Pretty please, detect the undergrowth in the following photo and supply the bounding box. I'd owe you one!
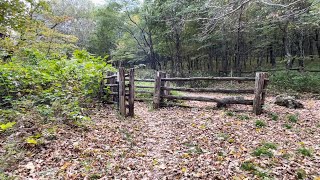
[270,71,320,94]
[0,49,114,171]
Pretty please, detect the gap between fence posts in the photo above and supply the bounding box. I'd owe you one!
[253,72,268,115]
[128,68,135,117]
[118,67,126,116]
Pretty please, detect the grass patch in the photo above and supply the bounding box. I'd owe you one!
[283,123,292,129]
[241,162,270,178]
[237,114,250,120]
[269,112,279,121]
[296,169,307,179]
[297,147,312,157]
[225,111,235,117]
[255,120,266,128]
[253,147,273,157]
[241,161,256,171]
[288,114,298,123]
[252,143,277,157]
[262,142,277,150]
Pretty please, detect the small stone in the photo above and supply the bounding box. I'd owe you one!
[275,95,304,109]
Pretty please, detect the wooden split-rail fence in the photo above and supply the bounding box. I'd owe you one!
[102,68,269,117]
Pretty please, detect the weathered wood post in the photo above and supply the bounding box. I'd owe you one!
[160,72,166,105]
[164,74,171,96]
[261,74,269,106]
[128,68,135,117]
[153,71,164,109]
[253,72,268,115]
[118,67,126,116]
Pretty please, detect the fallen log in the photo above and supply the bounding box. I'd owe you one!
[217,97,253,108]
[162,95,253,107]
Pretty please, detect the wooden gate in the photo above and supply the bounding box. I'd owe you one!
[103,67,135,117]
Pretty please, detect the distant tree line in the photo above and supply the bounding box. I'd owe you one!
[1,0,319,76]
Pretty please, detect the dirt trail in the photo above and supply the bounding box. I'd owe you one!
[6,96,320,179]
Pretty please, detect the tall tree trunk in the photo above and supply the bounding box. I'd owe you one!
[235,7,244,75]
[222,24,228,74]
[298,30,305,71]
[269,45,276,67]
[315,29,320,58]
[283,21,293,69]
[175,30,182,76]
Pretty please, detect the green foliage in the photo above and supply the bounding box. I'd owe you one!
[270,71,320,94]
[241,161,270,178]
[254,171,270,178]
[284,123,293,129]
[26,137,38,145]
[25,133,42,145]
[0,122,16,132]
[297,148,313,157]
[255,120,266,128]
[237,114,250,120]
[241,161,256,171]
[253,143,277,157]
[269,113,279,121]
[253,147,273,157]
[296,169,307,179]
[225,111,235,117]
[288,114,299,123]
[262,142,277,150]
[0,49,112,126]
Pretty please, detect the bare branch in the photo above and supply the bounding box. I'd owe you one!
[258,0,302,8]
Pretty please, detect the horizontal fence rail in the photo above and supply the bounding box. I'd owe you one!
[133,79,155,82]
[105,84,118,87]
[135,85,154,89]
[161,77,256,81]
[161,87,255,94]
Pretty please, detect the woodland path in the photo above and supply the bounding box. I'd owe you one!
[8,95,320,179]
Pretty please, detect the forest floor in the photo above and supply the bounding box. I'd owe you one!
[2,94,320,179]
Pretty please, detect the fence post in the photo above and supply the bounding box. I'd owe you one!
[164,74,170,96]
[118,67,126,116]
[128,68,135,117]
[253,72,268,115]
[160,72,166,105]
[261,73,269,106]
[153,71,163,109]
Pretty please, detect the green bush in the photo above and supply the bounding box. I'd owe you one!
[270,71,320,93]
[0,49,114,124]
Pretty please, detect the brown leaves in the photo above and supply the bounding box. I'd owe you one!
[3,97,320,179]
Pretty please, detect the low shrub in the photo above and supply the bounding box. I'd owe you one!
[0,49,114,125]
[270,71,320,93]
